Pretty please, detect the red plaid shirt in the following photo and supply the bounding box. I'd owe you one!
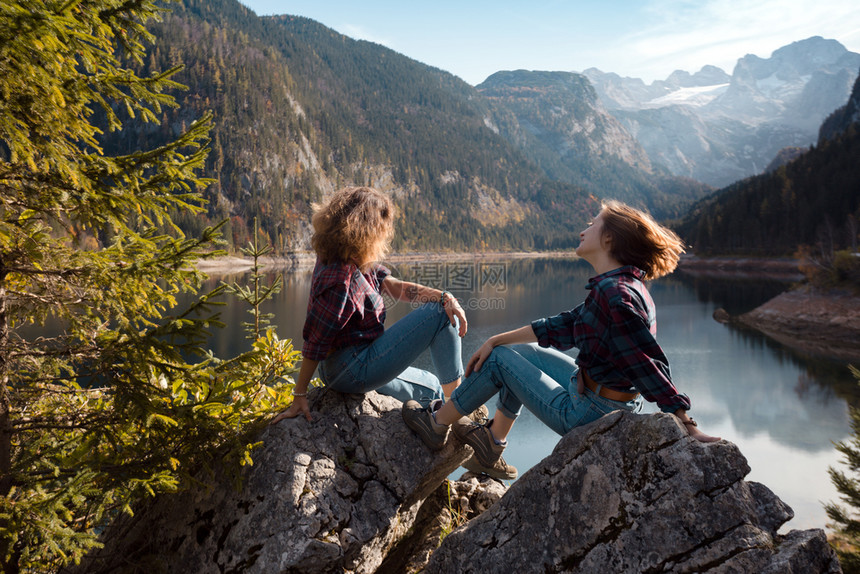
[301,260,391,361]
[531,266,691,413]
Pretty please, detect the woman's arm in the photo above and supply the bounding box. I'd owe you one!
[270,357,319,424]
[382,276,468,337]
[466,325,538,376]
[382,276,435,303]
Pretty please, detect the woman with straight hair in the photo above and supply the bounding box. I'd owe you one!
[271,186,469,425]
[403,200,719,480]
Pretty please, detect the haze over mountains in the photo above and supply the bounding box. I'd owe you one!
[583,37,860,187]
[674,68,860,257]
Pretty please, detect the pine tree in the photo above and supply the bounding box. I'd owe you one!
[0,2,299,572]
[826,365,860,573]
[224,218,283,340]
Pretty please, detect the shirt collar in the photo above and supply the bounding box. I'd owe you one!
[586,265,644,289]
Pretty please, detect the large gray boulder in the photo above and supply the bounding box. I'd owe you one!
[72,389,483,574]
[425,410,841,573]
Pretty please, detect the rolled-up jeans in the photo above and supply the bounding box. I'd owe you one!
[450,343,642,436]
[318,302,463,405]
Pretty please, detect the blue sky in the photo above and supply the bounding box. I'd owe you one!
[238,1,860,85]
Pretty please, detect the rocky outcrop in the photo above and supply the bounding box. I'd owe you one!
[73,392,841,573]
[70,389,500,574]
[736,287,860,361]
[425,411,841,574]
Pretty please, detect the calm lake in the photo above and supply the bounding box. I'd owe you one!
[206,256,858,533]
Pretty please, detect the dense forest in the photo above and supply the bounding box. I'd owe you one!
[675,121,860,256]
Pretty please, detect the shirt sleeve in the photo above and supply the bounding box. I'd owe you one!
[530,305,582,352]
[607,301,691,413]
[374,263,391,284]
[301,280,356,361]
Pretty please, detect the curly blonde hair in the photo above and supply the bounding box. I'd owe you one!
[311,186,395,265]
[599,200,685,280]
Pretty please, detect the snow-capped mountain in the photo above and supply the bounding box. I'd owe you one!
[584,37,860,187]
[583,65,732,110]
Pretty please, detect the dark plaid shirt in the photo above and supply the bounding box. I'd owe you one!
[531,265,691,413]
[302,260,391,361]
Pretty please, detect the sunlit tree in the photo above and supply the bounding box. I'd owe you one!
[0,1,298,572]
[827,365,860,573]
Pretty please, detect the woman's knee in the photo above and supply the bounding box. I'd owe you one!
[509,342,538,354]
[411,301,452,329]
[486,345,522,368]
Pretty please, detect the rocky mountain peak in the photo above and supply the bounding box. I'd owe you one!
[585,36,860,186]
[665,65,731,88]
[478,69,653,183]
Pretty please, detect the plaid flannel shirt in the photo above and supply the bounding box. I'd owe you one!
[301,260,391,361]
[530,266,691,413]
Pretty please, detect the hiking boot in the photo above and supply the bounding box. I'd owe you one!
[462,453,518,480]
[402,399,449,450]
[459,404,517,478]
[452,419,508,470]
[467,403,489,423]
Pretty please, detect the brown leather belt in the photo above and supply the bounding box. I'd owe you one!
[581,369,640,402]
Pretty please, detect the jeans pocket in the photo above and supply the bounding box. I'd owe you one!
[320,347,360,386]
[569,391,618,429]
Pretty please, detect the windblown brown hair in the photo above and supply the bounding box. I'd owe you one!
[311,186,395,265]
[599,200,685,280]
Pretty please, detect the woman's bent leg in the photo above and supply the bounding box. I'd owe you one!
[451,346,576,435]
[320,303,462,402]
[376,366,441,405]
[509,343,578,387]
[474,343,629,435]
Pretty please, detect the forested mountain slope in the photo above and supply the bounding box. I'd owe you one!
[102,0,597,252]
[103,0,710,253]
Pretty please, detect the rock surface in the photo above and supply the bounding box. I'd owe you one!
[72,392,841,573]
[425,411,841,574]
[71,389,481,574]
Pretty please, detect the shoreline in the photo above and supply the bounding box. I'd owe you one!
[195,251,803,276]
[675,255,804,280]
[195,252,859,362]
[733,286,860,362]
[193,250,579,274]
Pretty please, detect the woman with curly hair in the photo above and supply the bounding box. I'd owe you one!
[271,186,468,425]
[403,200,720,480]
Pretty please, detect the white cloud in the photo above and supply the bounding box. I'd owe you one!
[614,0,860,80]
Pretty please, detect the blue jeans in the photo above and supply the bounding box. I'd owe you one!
[318,303,463,405]
[450,343,642,436]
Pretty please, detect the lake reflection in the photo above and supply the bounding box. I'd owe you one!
[204,257,855,532]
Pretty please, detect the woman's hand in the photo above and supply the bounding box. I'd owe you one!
[464,326,538,377]
[271,396,311,424]
[676,410,720,443]
[465,340,495,376]
[443,294,468,337]
[685,423,721,443]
